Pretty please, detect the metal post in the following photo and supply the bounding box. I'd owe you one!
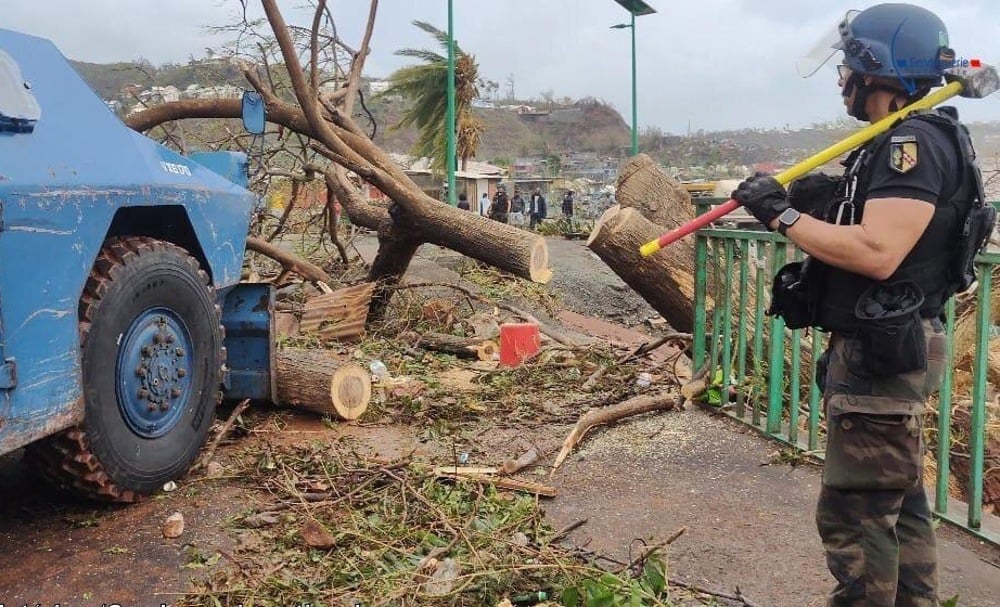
[445,0,457,205]
[630,11,638,155]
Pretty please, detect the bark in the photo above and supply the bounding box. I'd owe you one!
[300,282,375,340]
[275,348,371,420]
[587,205,698,333]
[616,154,695,231]
[368,217,423,316]
[245,237,334,286]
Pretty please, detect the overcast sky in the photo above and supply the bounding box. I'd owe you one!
[5,1,999,133]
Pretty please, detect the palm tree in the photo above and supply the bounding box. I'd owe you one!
[380,21,483,172]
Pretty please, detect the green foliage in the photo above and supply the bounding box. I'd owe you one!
[560,557,673,607]
[379,21,481,172]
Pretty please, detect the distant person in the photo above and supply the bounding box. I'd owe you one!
[529,188,547,229]
[457,192,470,211]
[479,192,491,217]
[509,188,526,227]
[561,190,575,218]
[490,185,510,224]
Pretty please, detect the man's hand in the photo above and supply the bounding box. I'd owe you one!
[731,172,790,229]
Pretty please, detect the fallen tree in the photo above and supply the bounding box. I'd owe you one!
[125,0,552,319]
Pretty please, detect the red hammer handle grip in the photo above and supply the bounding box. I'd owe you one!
[656,199,739,248]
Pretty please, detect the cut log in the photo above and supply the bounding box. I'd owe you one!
[616,154,695,230]
[552,391,680,474]
[587,205,702,333]
[300,281,375,340]
[407,331,498,361]
[276,348,371,420]
[397,203,553,284]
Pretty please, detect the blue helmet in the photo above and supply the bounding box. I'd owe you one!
[838,3,951,82]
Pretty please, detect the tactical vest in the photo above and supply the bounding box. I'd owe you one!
[814,107,988,331]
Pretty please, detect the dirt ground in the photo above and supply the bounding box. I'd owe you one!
[1,236,998,606]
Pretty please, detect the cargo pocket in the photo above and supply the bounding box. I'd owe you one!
[823,412,922,490]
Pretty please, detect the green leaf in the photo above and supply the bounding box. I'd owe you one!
[561,586,580,607]
[942,595,960,607]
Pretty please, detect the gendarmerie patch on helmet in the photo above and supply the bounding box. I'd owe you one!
[889,135,919,173]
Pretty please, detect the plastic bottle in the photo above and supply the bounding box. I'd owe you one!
[511,590,549,605]
[369,360,389,382]
[635,372,652,388]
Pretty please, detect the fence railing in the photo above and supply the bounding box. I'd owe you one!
[691,198,1000,545]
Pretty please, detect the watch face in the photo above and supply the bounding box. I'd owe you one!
[780,208,801,224]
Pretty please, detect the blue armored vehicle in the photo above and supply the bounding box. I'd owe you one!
[0,29,274,500]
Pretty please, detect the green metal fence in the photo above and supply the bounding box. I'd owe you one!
[692,198,1000,546]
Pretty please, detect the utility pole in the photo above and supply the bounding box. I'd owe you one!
[445,0,456,205]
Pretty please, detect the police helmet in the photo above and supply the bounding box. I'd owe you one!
[838,3,951,82]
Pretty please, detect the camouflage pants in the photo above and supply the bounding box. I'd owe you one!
[816,319,946,607]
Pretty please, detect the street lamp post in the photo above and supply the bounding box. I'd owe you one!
[446,0,457,204]
[611,0,656,156]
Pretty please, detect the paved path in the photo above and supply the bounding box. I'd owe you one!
[360,235,1000,605]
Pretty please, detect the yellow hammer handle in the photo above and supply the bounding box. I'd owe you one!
[638,79,964,257]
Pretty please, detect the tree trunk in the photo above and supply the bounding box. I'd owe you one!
[587,205,700,334]
[276,348,371,420]
[616,154,695,231]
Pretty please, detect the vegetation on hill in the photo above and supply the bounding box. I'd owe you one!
[69,57,1000,176]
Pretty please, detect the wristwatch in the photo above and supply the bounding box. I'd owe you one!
[777,207,801,236]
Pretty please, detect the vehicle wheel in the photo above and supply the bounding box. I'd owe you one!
[26,236,224,501]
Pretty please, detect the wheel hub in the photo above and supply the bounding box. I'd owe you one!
[116,308,194,438]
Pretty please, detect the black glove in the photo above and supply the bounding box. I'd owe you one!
[731,172,789,229]
[788,173,843,217]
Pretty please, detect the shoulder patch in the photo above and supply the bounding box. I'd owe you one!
[889,140,918,173]
[890,134,917,143]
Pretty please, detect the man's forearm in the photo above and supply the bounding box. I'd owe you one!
[776,215,896,280]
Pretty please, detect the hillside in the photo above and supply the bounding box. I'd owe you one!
[70,59,1000,179]
[369,96,631,162]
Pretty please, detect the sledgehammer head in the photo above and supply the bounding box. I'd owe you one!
[945,64,1000,98]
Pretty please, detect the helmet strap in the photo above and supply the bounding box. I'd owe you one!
[843,73,871,121]
[843,73,919,121]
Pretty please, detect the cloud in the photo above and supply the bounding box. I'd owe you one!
[5,0,1000,131]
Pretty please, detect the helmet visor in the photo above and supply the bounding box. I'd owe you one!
[796,10,859,78]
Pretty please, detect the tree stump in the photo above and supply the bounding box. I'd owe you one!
[587,205,702,333]
[276,348,371,420]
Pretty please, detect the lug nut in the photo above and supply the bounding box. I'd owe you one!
[175,347,185,357]
[147,402,158,412]
[176,368,187,378]
[137,388,149,399]
[171,387,182,398]
[153,332,163,344]
[165,334,175,344]
[136,366,148,378]
[159,402,171,412]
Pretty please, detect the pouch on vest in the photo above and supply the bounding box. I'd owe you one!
[950,204,996,293]
[854,281,926,377]
[768,261,814,329]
